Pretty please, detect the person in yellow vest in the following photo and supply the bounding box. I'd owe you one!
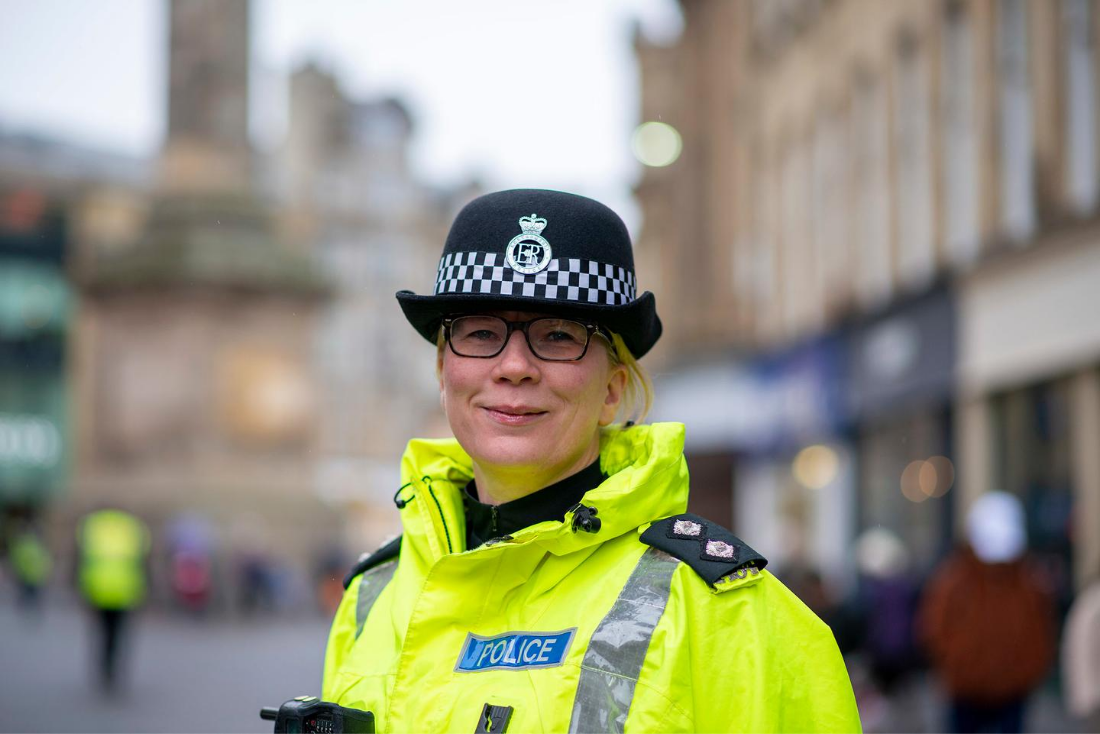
[323,190,861,732]
[9,523,53,612]
[77,507,151,693]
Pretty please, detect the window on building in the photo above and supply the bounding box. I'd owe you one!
[813,107,849,319]
[852,73,893,308]
[998,0,1036,242]
[941,1,981,267]
[1063,0,1097,214]
[894,33,935,289]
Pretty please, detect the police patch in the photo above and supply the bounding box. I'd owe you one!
[455,628,577,673]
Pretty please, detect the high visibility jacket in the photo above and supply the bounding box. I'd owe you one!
[78,509,150,610]
[324,423,860,733]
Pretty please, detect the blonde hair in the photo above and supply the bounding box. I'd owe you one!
[437,325,653,425]
[605,332,653,425]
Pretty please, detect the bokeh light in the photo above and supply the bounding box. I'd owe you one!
[792,444,839,490]
[631,121,682,167]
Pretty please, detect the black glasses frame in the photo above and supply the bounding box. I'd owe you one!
[442,315,611,362]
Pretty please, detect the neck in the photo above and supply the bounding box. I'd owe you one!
[472,439,601,506]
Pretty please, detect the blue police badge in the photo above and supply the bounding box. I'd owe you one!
[505,214,552,274]
[454,628,577,673]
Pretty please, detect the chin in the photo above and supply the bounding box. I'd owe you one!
[467,435,550,470]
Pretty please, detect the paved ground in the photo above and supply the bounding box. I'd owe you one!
[0,600,329,733]
[0,598,1089,733]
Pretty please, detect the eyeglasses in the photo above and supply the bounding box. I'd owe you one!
[442,315,611,362]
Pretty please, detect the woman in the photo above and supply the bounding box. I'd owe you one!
[323,189,860,732]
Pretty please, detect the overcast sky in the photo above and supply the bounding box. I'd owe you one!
[0,0,681,224]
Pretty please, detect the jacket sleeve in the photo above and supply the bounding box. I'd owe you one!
[651,568,862,733]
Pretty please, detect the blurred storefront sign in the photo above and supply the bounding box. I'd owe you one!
[846,286,956,420]
[0,355,70,503]
[960,235,1100,393]
[653,335,854,583]
[0,194,72,506]
[655,336,849,454]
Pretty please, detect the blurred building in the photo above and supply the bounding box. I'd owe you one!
[279,62,467,547]
[70,0,332,576]
[0,132,150,534]
[640,0,1100,593]
[0,0,473,583]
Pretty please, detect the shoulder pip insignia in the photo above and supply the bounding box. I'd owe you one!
[342,535,402,589]
[640,513,767,587]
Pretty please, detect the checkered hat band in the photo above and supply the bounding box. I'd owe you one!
[434,252,637,306]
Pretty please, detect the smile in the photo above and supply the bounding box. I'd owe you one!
[481,406,548,426]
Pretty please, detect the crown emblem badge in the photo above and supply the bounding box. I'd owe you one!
[505,213,552,274]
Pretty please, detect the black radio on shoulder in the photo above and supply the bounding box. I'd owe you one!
[260,696,375,733]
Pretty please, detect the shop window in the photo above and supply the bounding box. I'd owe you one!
[1063,0,1098,214]
[941,1,981,267]
[998,0,1036,242]
[894,33,935,289]
[989,381,1074,606]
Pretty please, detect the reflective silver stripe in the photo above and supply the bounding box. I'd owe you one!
[354,561,397,640]
[569,547,679,733]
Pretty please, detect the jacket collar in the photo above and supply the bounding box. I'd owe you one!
[396,423,689,565]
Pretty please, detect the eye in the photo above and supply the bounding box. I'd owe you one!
[465,329,501,342]
[544,329,582,343]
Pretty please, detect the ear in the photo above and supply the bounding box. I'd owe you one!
[598,364,627,427]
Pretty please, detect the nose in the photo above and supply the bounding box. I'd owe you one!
[492,329,541,384]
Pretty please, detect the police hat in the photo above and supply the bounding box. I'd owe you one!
[396,189,662,357]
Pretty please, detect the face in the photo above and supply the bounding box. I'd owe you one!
[439,310,626,483]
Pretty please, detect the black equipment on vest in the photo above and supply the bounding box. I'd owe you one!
[260,696,375,733]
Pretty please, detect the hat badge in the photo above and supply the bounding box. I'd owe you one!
[505,213,552,274]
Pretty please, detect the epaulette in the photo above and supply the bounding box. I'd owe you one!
[640,513,768,587]
[342,535,402,589]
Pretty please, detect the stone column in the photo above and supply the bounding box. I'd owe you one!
[1069,368,1100,591]
[955,393,993,538]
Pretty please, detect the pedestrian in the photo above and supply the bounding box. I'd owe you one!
[1062,574,1100,730]
[9,523,52,614]
[917,491,1055,733]
[322,189,860,732]
[76,507,151,694]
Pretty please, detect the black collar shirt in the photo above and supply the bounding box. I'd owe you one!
[462,459,606,550]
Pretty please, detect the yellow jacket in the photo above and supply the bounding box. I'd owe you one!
[324,423,860,732]
[78,509,150,610]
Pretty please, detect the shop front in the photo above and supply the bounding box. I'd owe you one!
[654,336,855,589]
[958,233,1100,593]
[845,286,957,572]
[0,191,72,520]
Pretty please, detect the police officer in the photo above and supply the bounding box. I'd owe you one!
[324,189,860,732]
[77,507,150,693]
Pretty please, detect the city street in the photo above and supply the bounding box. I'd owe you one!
[1,595,1089,733]
[0,599,330,733]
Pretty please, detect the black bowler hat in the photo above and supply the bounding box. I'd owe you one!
[396,188,662,357]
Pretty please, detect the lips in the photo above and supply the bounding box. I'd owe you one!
[481,405,548,426]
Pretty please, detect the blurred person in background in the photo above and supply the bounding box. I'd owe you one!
[9,521,53,614]
[321,189,860,732]
[1062,574,1100,730]
[917,491,1055,733]
[844,528,924,732]
[76,507,151,694]
[166,513,214,616]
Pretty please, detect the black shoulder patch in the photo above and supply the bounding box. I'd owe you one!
[342,535,402,589]
[640,513,768,587]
